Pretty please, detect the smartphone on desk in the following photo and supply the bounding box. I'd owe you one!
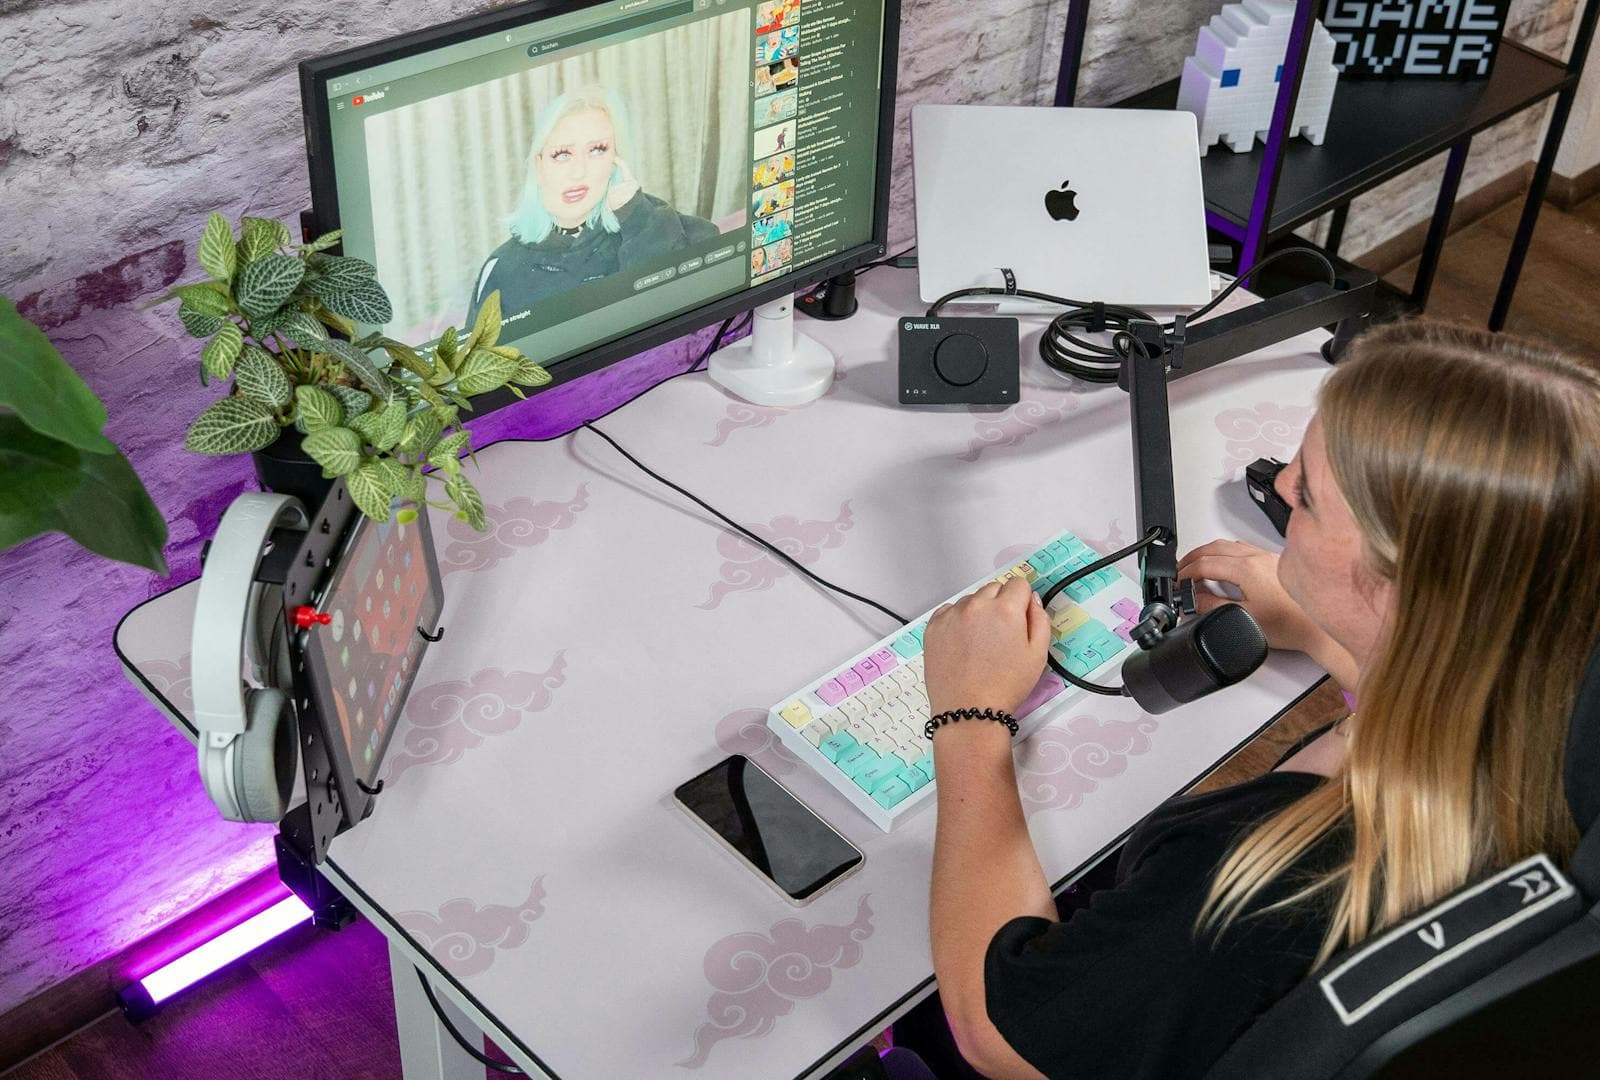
[675,755,864,905]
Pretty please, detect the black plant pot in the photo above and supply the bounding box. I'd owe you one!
[252,428,336,515]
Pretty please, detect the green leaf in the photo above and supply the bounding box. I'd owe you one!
[301,425,364,476]
[319,279,392,325]
[234,254,305,320]
[454,347,520,396]
[398,409,444,456]
[401,468,427,502]
[445,472,486,531]
[435,325,459,365]
[234,344,291,408]
[370,399,406,452]
[395,506,418,525]
[345,461,394,522]
[347,408,384,446]
[0,415,168,575]
[184,396,279,455]
[0,295,115,454]
[310,303,356,340]
[306,253,377,289]
[362,335,430,379]
[198,213,237,283]
[174,282,231,317]
[469,290,502,351]
[293,384,344,433]
[513,358,552,387]
[373,456,408,491]
[325,385,372,418]
[238,216,291,263]
[200,321,243,383]
[299,229,344,255]
[321,339,394,401]
[276,310,327,347]
[427,429,471,471]
[179,306,226,338]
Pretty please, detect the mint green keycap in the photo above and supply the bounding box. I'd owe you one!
[892,633,922,658]
[870,777,914,808]
[1089,630,1126,658]
[836,744,877,778]
[854,755,902,793]
[893,765,930,793]
[820,730,858,763]
[914,754,936,783]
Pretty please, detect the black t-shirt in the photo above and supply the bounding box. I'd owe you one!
[984,771,1348,1079]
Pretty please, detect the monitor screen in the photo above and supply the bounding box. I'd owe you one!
[302,513,443,789]
[302,0,894,386]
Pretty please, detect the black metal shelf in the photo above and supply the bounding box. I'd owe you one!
[1054,1,1599,329]
[1115,41,1575,238]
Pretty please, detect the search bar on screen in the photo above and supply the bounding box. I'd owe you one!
[525,0,696,58]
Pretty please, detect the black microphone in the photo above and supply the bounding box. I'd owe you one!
[1120,603,1268,715]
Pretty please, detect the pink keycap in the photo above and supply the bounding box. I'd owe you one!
[839,668,864,693]
[817,678,848,705]
[870,648,899,673]
[1018,671,1065,717]
[1114,622,1136,644]
[853,657,881,683]
[1112,598,1141,621]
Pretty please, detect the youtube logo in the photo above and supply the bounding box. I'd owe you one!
[352,95,365,106]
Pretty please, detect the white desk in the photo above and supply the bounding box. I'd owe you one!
[117,268,1331,1080]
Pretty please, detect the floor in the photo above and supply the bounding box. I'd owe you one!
[5,190,1595,1080]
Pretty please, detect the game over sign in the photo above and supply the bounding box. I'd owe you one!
[1322,0,1511,79]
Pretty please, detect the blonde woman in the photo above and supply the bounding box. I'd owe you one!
[464,88,719,330]
[911,320,1600,1079]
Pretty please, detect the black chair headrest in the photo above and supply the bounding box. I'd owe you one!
[1565,640,1600,834]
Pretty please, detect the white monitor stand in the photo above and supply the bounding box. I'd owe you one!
[707,295,834,406]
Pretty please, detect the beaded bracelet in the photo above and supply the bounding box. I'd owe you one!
[925,707,1019,739]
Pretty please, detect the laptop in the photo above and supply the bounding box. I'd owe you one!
[912,105,1213,309]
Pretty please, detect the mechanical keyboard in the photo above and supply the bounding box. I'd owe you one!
[766,529,1146,830]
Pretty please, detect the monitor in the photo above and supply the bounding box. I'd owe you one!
[300,0,900,396]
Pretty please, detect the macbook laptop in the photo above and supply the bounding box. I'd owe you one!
[912,105,1213,309]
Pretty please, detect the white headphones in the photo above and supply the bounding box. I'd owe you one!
[191,492,310,823]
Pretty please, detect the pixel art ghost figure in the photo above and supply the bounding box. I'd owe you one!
[1177,0,1341,156]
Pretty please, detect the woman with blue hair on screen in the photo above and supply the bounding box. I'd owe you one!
[465,87,720,329]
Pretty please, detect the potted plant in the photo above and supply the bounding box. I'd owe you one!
[1,296,168,573]
[159,214,548,527]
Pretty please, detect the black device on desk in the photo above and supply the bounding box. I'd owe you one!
[675,755,863,904]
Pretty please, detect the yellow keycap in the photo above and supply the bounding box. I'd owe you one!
[1050,603,1091,638]
[1013,562,1037,582]
[780,701,812,729]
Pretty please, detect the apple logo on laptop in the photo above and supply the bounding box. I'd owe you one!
[1044,181,1080,222]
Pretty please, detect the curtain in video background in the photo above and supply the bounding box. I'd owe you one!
[367,9,753,343]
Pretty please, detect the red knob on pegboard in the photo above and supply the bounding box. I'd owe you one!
[292,605,332,629]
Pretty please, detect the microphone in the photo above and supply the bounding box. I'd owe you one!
[1120,603,1268,714]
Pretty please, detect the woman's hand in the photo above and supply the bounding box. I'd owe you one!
[1177,539,1320,651]
[923,576,1052,717]
[1177,539,1359,690]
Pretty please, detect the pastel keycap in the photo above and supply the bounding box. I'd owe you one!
[871,777,914,808]
[817,678,848,706]
[801,719,831,746]
[839,668,864,694]
[870,648,899,673]
[780,701,812,729]
[894,765,930,793]
[1112,598,1142,621]
[914,754,936,783]
[892,633,921,657]
[837,744,879,779]
[853,755,903,792]
[819,730,857,762]
[854,657,881,683]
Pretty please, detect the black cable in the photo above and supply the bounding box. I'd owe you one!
[1037,525,1169,696]
[414,968,524,1074]
[926,247,1337,385]
[689,310,753,373]
[581,421,912,627]
[800,245,917,302]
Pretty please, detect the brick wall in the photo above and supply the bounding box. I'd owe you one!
[0,0,1575,1019]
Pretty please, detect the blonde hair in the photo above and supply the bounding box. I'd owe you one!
[1199,319,1600,965]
